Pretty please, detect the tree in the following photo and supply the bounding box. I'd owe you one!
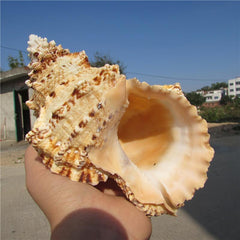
[233,96,240,107]
[201,86,210,91]
[8,51,25,69]
[19,51,25,65]
[211,82,228,90]
[200,82,228,91]
[185,92,205,107]
[90,52,126,74]
[220,95,233,105]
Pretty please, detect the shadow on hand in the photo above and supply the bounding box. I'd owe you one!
[95,178,125,197]
[51,208,128,240]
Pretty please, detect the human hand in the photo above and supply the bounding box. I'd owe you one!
[25,145,152,240]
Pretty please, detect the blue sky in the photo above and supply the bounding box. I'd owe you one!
[1,1,240,92]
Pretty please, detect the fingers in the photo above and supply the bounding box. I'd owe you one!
[24,145,72,211]
[24,145,90,225]
[25,145,68,185]
[25,145,44,177]
[25,145,54,200]
[25,145,43,191]
[25,145,56,193]
[24,145,99,206]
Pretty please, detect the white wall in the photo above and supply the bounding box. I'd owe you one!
[228,77,240,97]
[28,88,36,128]
[204,90,224,102]
[0,91,15,140]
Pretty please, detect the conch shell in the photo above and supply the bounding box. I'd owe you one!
[25,34,214,216]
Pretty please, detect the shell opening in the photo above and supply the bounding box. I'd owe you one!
[118,93,174,169]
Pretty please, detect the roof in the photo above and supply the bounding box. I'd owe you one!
[0,67,30,84]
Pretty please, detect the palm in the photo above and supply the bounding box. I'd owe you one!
[25,146,152,240]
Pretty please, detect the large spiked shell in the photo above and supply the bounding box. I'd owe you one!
[26,35,214,216]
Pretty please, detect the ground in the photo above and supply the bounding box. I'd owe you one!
[0,140,28,166]
[1,122,240,240]
[1,122,239,167]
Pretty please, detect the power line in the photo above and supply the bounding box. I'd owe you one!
[126,71,226,82]
[1,45,28,54]
[0,46,231,83]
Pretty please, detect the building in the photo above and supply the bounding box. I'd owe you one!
[204,89,225,103]
[195,77,240,107]
[0,67,35,141]
[197,89,226,107]
[228,77,240,97]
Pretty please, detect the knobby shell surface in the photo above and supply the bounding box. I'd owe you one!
[26,34,214,216]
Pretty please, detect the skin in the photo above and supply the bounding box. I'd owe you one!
[25,145,152,240]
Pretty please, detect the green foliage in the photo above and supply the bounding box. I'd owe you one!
[185,92,205,106]
[220,95,233,105]
[200,107,226,122]
[90,52,126,74]
[200,85,210,91]
[199,82,227,91]
[200,98,240,122]
[210,82,228,90]
[19,51,24,65]
[233,96,240,107]
[8,51,25,69]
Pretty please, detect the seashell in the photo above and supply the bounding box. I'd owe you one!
[26,35,214,216]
